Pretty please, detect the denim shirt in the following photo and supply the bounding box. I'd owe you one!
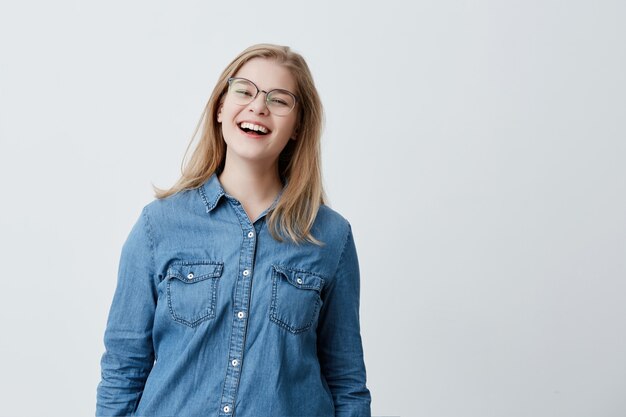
[96,173,371,417]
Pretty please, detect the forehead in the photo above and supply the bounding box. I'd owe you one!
[233,58,296,92]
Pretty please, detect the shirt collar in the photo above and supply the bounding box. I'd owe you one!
[198,173,225,213]
[198,172,287,214]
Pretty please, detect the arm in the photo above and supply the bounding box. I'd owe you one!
[317,223,372,417]
[96,208,157,416]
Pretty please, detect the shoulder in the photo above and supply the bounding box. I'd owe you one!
[141,188,205,221]
[315,203,350,228]
[143,188,206,217]
[313,203,354,250]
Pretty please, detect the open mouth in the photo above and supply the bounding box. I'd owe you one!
[238,122,270,136]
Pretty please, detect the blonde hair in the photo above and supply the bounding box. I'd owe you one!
[154,44,327,246]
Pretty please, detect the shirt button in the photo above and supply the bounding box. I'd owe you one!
[187,273,194,280]
[237,311,246,319]
[248,231,254,238]
[243,269,250,277]
[296,277,303,284]
[232,359,239,367]
[223,405,231,413]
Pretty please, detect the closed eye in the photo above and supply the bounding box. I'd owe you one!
[234,89,254,97]
[270,98,288,106]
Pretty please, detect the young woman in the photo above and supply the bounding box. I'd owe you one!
[96,44,371,417]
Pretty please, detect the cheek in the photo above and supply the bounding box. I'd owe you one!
[218,101,240,122]
[281,115,298,135]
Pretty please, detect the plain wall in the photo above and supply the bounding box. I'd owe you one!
[0,0,624,416]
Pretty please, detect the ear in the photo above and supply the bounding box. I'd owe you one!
[217,103,223,123]
[290,126,299,141]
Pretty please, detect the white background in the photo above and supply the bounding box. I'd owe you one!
[1,1,625,416]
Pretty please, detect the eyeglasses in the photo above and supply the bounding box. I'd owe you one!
[226,77,298,116]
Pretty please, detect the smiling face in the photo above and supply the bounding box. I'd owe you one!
[217,58,299,170]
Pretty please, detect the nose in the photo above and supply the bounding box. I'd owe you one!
[247,92,269,115]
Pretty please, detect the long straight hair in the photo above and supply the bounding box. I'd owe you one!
[154,44,327,246]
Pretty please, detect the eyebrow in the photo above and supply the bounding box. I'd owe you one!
[235,77,297,96]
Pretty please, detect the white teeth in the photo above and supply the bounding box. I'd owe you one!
[239,122,268,134]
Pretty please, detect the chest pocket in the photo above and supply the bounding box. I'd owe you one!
[270,264,325,334]
[166,260,223,328]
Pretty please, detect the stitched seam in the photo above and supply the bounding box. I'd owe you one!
[165,260,222,328]
[269,266,322,334]
[331,221,352,284]
[130,207,155,417]
[198,185,212,212]
[269,299,320,334]
[272,264,327,289]
[166,262,223,282]
[141,208,156,275]
[167,278,214,328]
[273,264,327,278]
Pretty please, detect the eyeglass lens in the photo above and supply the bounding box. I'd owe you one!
[229,79,296,116]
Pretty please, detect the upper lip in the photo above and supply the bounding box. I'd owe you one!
[237,120,272,133]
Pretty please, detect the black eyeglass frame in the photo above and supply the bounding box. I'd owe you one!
[226,77,299,116]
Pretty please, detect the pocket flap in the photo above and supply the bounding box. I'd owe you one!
[166,261,223,284]
[272,264,324,291]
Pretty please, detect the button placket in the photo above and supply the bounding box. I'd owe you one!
[219,198,258,417]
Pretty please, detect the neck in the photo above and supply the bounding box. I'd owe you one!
[217,153,283,205]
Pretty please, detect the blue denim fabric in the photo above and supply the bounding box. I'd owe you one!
[96,173,371,417]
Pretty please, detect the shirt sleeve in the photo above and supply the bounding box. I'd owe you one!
[96,207,157,416]
[317,223,372,417]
